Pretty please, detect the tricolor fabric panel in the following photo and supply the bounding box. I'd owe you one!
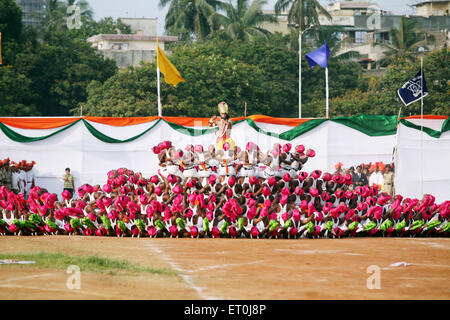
[0,115,448,202]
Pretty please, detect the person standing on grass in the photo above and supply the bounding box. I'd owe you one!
[63,168,75,199]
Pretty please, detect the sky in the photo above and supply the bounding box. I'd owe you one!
[87,0,417,35]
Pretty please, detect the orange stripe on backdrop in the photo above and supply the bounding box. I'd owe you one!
[85,116,159,126]
[249,115,314,127]
[0,117,81,129]
[401,115,448,120]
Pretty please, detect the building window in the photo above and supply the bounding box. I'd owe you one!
[355,31,367,43]
[110,43,128,50]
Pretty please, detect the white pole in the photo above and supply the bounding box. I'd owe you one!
[299,30,302,119]
[157,66,162,117]
[420,55,424,197]
[325,67,329,118]
[157,36,162,117]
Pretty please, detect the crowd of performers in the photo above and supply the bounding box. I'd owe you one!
[0,140,449,239]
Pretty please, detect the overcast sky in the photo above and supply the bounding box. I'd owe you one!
[87,0,417,35]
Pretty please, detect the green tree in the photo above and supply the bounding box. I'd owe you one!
[67,16,132,41]
[274,0,331,34]
[160,0,222,41]
[379,17,429,67]
[12,33,117,116]
[0,66,39,116]
[0,0,22,42]
[210,0,278,42]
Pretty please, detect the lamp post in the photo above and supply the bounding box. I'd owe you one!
[289,23,313,119]
[418,46,425,197]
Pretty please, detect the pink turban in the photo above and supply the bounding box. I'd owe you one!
[322,173,332,182]
[295,145,305,154]
[172,185,183,194]
[211,226,220,238]
[281,187,291,196]
[167,174,178,184]
[169,225,178,237]
[268,177,276,186]
[311,170,322,179]
[62,190,71,201]
[283,143,292,153]
[154,186,162,196]
[251,226,259,237]
[228,176,236,187]
[294,187,304,196]
[208,174,217,185]
[152,146,161,154]
[249,176,258,185]
[139,195,149,205]
[147,226,157,237]
[283,173,291,182]
[185,208,193,219]
[194,144,204,153]
[300,200,308,211]
[298,172,308,181]
[246,142,255,151]
[307,149,316,157]
[190,226,199,238]
[150,175,159,184]
[320,192,331,202]
[292,209,301,222]
[310,188,319,198]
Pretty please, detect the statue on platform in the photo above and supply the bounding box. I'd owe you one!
[208,102,235,151]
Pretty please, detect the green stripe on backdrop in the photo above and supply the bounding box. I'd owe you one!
[399,117,450,139]
[0,119,82,143]
[83,119,162,143]
[0,116,448,143]
[331,115,398,136]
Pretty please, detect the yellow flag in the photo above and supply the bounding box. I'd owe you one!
[0,32,2,65]
[157,44,184,86]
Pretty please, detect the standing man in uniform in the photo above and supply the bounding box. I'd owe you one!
[10,163,20,194]
[4,159,13,191]
[0,159,7,187]
[18,163,27,196]
[63,168,75,199]
[382,164,395,197]
[25,162,36,199]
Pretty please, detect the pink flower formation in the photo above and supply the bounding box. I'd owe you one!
[0,143,449,239]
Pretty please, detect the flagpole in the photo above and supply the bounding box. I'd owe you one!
[157,36,162,117]
[420,51,424,198]
[325,67,329,118]
[299,29,302,119]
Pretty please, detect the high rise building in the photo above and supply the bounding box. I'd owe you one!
[13,0,45,28]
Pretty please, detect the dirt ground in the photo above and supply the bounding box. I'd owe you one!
[0,236,449,300]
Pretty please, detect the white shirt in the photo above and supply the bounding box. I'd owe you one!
[25,169,35,184]
[18,170,27,193]
[11,172,20,190]
[369,171,383,186]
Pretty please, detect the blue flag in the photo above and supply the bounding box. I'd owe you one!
[397,69,428,106]
[305,41,330,69]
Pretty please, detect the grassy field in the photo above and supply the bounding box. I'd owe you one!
[0,252,177,277]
